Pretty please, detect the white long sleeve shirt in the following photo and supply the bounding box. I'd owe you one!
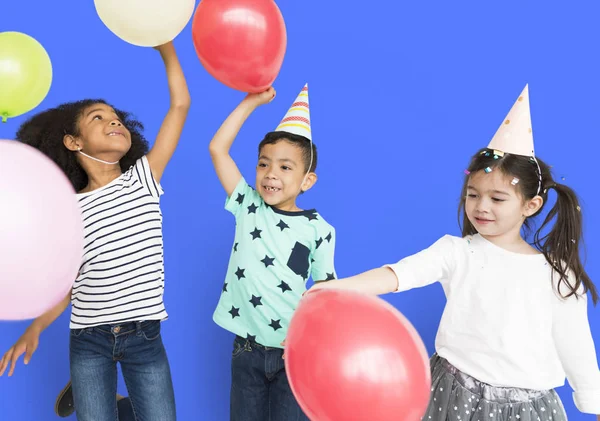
[385,233,600,414]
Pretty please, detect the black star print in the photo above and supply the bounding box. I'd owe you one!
[304,212,318,221]
[250,227,262,240]
[316,237,323,249]
[277,281,292,293]
[235,193,245,205]
[235,267,246,280]
[246,333,256,342]
[311,258,315,263]
[233,242,238,252]
[222,282,228,292]
[325,273,335,281]
[276,219,289,231]
[325,232,332,243]
[249,295,263,308]
[229,306,240,318]
[247,203,258,214]
[269,319,282,331]
[261,255,275,267]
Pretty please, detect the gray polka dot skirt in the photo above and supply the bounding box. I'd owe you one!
[423,355,567,421]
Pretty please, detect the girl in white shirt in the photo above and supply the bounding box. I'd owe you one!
[309,87,600,421]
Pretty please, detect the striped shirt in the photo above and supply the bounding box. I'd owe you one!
[70,156,168,329]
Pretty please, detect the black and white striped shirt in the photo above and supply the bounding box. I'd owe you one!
[70,156,167,328]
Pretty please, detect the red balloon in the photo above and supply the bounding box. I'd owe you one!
[191,0,287,93]
[285,289,431,421]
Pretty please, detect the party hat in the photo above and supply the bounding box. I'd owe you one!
[274,84,311,141]
[487,85,534,156]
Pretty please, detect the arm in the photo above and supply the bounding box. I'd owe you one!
[209,88,276,197]
[552,289,600,414]
[310,267,399,296]
[309,235,458,296]
[0,289,71,376]
[146,42,191,184]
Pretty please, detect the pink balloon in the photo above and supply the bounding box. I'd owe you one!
[0,140,82,320]
[285,289,431,421]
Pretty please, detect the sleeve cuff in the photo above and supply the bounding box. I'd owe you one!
[573,390,600,414]
[224,177,249,213]
[382,264,404,293]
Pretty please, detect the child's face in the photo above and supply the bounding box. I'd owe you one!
[256,140,313,210]
[75,103,131,158]
[465,169,540,240]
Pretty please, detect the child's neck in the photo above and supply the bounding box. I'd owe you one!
[79,167,122,194]
[274,199,302,212]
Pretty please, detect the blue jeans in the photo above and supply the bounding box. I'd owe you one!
[230,335,308,421]
[69,320,176,421]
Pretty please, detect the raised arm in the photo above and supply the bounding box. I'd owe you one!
[208,88,276,197]
[146,41,191,184]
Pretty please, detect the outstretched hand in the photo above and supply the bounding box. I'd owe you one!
[0,327,40,377]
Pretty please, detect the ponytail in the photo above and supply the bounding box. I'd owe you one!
[533,182,598,305]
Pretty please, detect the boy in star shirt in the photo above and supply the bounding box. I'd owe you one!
[208,85,337,421]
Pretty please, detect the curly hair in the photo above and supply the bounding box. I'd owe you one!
[15,99,149,192]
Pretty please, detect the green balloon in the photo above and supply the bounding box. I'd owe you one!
[0,32,52,123]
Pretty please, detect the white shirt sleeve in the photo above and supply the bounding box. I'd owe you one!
[552,282,600,414]
[384,235,457,293]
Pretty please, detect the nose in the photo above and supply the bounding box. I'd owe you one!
[109,120,122,127]
[264,167,278,179]
[474,197,491,213]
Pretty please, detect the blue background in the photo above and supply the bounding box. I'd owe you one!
[1,0,599,419]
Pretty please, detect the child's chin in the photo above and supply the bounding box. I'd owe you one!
[262,196,281,206]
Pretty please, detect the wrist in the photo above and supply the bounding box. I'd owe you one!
[28,321,45,336]
[240,98,260,110]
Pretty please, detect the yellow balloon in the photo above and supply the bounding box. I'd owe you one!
[0,32,52,122]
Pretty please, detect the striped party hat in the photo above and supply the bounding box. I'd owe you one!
[274,84,311,141]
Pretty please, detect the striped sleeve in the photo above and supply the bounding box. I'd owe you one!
[134,156,164,199]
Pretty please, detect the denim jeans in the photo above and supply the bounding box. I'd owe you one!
[69,320,176,421]
[230,335,308,421]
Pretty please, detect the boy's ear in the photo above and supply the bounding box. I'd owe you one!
[301,172,317,193]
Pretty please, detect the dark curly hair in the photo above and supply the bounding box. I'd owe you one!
[458,147,597,305]
[15,99,149,192]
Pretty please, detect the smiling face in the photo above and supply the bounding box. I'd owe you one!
[465,169,541,241]
[255,139,316,211]
[71,103,132,161]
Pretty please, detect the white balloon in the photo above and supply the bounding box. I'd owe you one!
[94,0,196,47]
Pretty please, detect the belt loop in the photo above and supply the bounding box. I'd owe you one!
[135,321,142,334]
[243,337,252,352]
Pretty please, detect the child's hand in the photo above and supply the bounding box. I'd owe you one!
[153,41,174,53]
[281,339,286,359]
[0,327,40,377]
[244,87,276,107]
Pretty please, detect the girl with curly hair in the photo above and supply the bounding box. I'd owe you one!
[0,42,190,421]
